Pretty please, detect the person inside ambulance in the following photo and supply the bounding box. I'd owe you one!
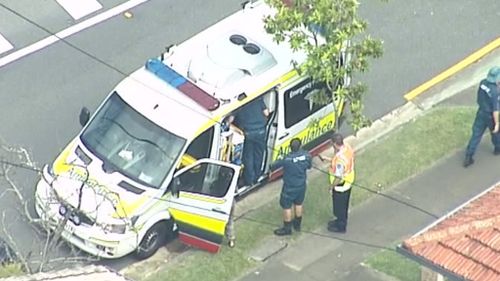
[228,97,269,186]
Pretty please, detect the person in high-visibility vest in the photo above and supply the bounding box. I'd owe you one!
[320,133,355,233]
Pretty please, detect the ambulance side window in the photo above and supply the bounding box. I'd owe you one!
[176,162,234,197]
[185,127,214,160]
[283,78,330,128]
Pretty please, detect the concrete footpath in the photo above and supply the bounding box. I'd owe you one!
[235,49,500,280]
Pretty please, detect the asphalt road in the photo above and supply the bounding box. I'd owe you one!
[0,0,498,271]
[360,0,500,119]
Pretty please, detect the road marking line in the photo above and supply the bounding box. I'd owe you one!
[0,0,150,69]
[56,0,103,20]
[0,33,14,54]
[404,37,500,101]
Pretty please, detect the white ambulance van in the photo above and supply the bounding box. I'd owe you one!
[34,0,348,259]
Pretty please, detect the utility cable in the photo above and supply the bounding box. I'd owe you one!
[308,164,439,219]
[0,157,402,252]
[0,156,403,252]
[0,4,438,221]
[0,156,428,252]
[0,159,41,173]
[241,215,398,252]
[0,152,439,221]
[0,2,218,125]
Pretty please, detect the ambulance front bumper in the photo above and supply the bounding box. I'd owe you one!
[34,171,139,259]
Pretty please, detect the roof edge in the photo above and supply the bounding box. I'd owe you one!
[408,180,500,240]
[395,245,466,281]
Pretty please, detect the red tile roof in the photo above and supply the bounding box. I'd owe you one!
[402,183,500,281]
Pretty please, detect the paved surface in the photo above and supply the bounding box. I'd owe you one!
[358,0,500,120]
[239,150,500,281]
[235,46,500,281]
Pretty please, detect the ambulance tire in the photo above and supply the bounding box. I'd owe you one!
[136,221,172,260]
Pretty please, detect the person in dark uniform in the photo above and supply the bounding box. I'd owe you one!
[272,138,312,236]
[229,97,269,186]
[464,66,500,167]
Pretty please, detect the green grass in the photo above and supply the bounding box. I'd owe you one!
[365,248,421,281]
[0,263,24,278]
[141,106,475,281]
[352,105,475,206]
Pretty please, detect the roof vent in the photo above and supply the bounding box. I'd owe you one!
[229,35,261,55]
[243,43,260,55]
[229,34,247,45]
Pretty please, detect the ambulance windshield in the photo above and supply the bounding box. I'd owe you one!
[80,92,186,189]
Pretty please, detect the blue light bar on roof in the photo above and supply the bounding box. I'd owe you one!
[145,59,220,111]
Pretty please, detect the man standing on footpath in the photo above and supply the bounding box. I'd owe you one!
[464,66,500,167]
[320,133,355,233]
[272,138,312,236]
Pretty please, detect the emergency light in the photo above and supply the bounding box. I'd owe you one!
[145,58,220,111]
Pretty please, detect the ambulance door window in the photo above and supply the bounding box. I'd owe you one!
[180,127,215,168]
[274,78,334,161]
[284,78,330,129]
[175,162,234,197]
[262,89,279,175]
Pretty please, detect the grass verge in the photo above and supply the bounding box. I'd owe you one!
[139,106,475,281]
[364,247,421,281]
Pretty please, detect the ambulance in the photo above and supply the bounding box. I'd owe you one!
[34,0,348,259]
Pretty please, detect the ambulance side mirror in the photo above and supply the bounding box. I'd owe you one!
[79,107,90,127]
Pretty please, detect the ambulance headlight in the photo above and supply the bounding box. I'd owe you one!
[102,223,127,234]
[42,164,56,182]
[47,164,55,177]
[59,205,68,216]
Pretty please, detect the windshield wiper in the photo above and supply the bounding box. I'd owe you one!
[102,117,169,157]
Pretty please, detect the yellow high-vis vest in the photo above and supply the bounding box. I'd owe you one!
[329,143,355,192]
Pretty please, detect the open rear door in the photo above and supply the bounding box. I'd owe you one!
[168,159,239,253]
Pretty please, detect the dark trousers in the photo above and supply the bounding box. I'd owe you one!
[242,128,266,185]
[466,110,500,157]
[332,188,351,229]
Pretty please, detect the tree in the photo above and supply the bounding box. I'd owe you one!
[264,0,383,131]
[0,139,96,276]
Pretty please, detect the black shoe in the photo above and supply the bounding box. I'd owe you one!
[292,217,302,232]
[328,219,338,227]
[228,239,235,248]
[274,221,292,236]
[274,227,292,236]
[463,156,474,168]
[327,224,346,233]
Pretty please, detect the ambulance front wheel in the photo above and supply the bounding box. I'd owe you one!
[136,220,173,260]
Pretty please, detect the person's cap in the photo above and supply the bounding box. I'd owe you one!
[486,66,500,83]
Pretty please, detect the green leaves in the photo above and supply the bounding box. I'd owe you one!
[265,0,384,131]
